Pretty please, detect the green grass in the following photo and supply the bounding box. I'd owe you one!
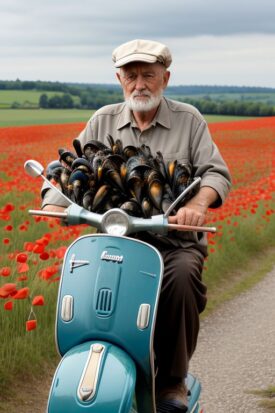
[248,387,275,410]
[0,108,256,127]
[205,115,256,123]
[203,203,275,315]
[0,109,93,126]
[0,90,79,108]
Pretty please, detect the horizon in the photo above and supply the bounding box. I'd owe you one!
[2,78,275,91]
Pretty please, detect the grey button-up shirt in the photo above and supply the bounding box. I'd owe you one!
[42,97,231,252]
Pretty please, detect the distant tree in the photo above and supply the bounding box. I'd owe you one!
[61,93,74,108]
[48,95,62,108]
[39,93,49,108]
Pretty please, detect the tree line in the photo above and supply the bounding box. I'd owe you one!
[180,97,275,117]
[2,79,275,116]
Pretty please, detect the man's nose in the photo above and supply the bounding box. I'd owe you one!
[135,75,146,90]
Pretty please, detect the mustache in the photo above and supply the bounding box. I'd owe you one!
[132,91,152,97]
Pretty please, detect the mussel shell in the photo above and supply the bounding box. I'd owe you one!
[58,149,77,168]
[71,157,93,172]
[141,197,154,218]
[126,155,152,174]
[83,140,108,153]
[92,184,111,211]
[120,200,143,217]
[123,145,140,159]
[83,189,96,211]
[46,160,62,180]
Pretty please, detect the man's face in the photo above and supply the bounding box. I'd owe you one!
[117,62,170,112]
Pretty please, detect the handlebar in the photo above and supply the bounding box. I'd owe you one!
[29,205,216,236]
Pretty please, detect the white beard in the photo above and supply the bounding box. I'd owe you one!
[125,90,163,112]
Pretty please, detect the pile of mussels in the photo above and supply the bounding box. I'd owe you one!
[46,135,197,218]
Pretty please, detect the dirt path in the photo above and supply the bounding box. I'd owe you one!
[190,265,275,412]
[1,266,275,413]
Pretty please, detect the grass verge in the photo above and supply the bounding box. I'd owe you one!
[248,387,275,410]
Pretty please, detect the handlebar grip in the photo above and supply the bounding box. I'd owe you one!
[168,224,216,233]
[29,209,68,219]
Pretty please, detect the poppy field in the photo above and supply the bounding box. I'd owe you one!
[0,117,274,390]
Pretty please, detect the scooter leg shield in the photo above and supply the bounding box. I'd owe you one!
[47,341,136,413]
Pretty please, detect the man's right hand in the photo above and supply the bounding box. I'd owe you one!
[42,205,66,213]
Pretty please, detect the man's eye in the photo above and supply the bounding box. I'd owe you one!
[126,74,136,81]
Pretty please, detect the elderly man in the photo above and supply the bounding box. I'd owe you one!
[43,39,231,412]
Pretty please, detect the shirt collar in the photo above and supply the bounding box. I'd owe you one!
[117,97,171,130]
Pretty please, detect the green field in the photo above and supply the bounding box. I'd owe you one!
[0,109,93,126]
[0,109,256,127]
[0,90,80,109]
[167,92,275,106]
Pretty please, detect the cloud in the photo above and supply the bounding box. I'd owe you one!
[1,0,275,86]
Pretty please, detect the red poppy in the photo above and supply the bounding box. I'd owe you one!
[0,267,11,277]
[26,319,37,331]
[17,262,29,274]
[13,287,29,300]
[32,244,45,254]
[32,295,45,306]
[16,253,28,263]
[23,242,35,252]
[39,252,49,260]
[4,301,13,310]
[0,283,17,298]
[17,275,28,281]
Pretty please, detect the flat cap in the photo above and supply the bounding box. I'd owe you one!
[112,39,172,68]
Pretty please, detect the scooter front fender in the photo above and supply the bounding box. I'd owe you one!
[47,340,136,413]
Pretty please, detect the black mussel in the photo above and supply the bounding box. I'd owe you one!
[120,199,143,217]
[167,160,177,184]
[126,169,145,203]
[141,197,154,218]
[123,145,140,159]
[92,184,111,211]
[106,134,123,155]
[104,169,125,192]
[46,160,62,180]
[83,140,108,160]
[68,170,89,204]
[126,156,152,178]
[146,169,164,210]
[172,163,192,197]
[155,151,168,180]
[71,157,93,173]
[73,139,83,158]
[83,189,96,211]
[58,148,77,169]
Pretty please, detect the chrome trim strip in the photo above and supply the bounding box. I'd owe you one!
[61,295,74,322]
[190,400,199,413]
[137,304,151,330]
[77,343,105,402]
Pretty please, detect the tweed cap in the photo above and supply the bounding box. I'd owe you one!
[112,39,172,68]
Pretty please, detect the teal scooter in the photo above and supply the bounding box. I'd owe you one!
[25,160,215,413]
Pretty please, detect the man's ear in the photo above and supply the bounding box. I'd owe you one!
[163,70,170,89]
[116,71,122,85]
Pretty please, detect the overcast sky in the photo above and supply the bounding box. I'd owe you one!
[1,0,275,87]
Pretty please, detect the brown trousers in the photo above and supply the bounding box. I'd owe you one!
[153,245,207,384]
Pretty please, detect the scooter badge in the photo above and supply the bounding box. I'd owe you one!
[69,254,90,273]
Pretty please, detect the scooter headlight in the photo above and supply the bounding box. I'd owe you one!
[101,209,130,236]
